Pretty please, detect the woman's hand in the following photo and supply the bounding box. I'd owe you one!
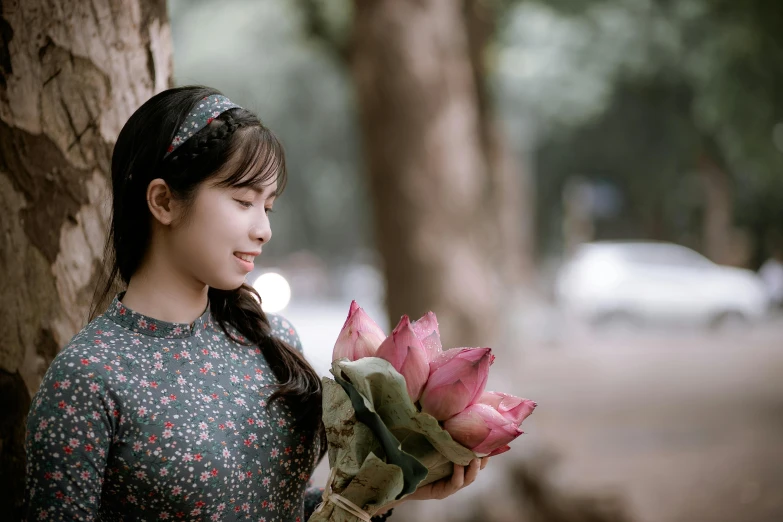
[375,457,489,515]
[408,456,489,501]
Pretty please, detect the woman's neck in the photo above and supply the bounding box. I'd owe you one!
[121,250,210,325]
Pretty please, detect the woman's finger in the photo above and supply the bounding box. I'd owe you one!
[449,463,466,492]
[480,456,490,470]
[463,458,480,486]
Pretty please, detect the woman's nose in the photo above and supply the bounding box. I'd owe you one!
[252,218,272,244]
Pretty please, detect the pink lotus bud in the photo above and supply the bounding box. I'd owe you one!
[375,315,430,402]
[419,347,493,421]
[477,391,537,425]
[487,445,512,457]
[332,301,387,362]
[443,403,524,456]
[412,312,442,361]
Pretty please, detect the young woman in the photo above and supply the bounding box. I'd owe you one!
[24,86,486,521]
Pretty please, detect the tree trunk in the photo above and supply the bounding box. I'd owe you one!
[699,153,740,265]
[463,0,535,290]
[696,136,753,267]
[0,0,172,515]
[351,0,500,348]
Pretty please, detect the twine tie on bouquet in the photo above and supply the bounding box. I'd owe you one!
[314,467,372,522]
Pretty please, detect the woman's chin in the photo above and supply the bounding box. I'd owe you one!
[208,276,248,292]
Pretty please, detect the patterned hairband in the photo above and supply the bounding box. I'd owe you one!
[164,94,241,158]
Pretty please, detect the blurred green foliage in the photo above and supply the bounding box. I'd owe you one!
[168,0,783,267]
[497,0,783,263]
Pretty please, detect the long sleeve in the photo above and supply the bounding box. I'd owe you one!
[25,354,115,521]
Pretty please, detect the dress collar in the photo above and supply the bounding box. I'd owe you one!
[104,292,213,339]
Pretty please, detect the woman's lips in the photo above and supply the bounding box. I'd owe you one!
[233,251,259,271]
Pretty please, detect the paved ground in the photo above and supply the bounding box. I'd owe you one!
[287,302,783,522]
[504,321,783,522]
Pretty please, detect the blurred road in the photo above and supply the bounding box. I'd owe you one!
[505,319,783,522]
[287,301,783,522]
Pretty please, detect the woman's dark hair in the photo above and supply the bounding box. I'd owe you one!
[90,85,323,436]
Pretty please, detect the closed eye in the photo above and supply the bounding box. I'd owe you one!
[235,199,254,209]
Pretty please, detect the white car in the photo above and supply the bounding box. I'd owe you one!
[555,241,770,329]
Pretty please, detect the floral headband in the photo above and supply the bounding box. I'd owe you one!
[164,94,241,158]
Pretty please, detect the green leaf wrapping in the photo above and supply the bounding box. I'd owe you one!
[333,358,477,485]
[310,357,480,522]
[308,379,406,522]
[332,370,429,497]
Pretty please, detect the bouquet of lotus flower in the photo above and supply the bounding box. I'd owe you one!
[310,302,536,522]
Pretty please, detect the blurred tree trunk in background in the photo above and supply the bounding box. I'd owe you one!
[298,0,533,346]
[352,0,491,347]
[699,155,735,263]
[698,148,750,267]
[463,0,534,290]
[0,0,171,516]
[350,0,530,347]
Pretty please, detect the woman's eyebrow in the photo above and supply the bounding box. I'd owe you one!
[245,182,278,198]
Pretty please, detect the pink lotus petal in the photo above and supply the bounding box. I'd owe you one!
[420,348,493,420]
[399,346,429,402]
[419,332,442,362]
[332,301,387,362]
[472,423,522,455]
[412,312,442,360]
[420,379,477,421]
[442,404,495,448]
[341,300,360,329]
[444,403,524,455]
[477,392,537,425]
[487,445,511,457]
[376,315,430,401]
[427,347,491,384]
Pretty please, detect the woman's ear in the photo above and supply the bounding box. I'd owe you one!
[147,179,177,225]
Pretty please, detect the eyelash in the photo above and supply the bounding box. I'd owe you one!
[235,200,273,214]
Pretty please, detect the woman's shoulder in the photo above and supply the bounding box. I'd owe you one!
[266,313,303,354]
[51,314,132,367]
[37,316,122,386]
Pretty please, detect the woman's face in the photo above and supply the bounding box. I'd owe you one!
[167,175,277,291]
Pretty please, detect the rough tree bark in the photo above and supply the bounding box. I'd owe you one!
[351,0,503,348]
[0,0,172,515]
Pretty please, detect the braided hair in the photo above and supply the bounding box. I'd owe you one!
[92,86,323,437]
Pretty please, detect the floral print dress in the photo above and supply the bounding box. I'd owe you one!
[25,294,326,522]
